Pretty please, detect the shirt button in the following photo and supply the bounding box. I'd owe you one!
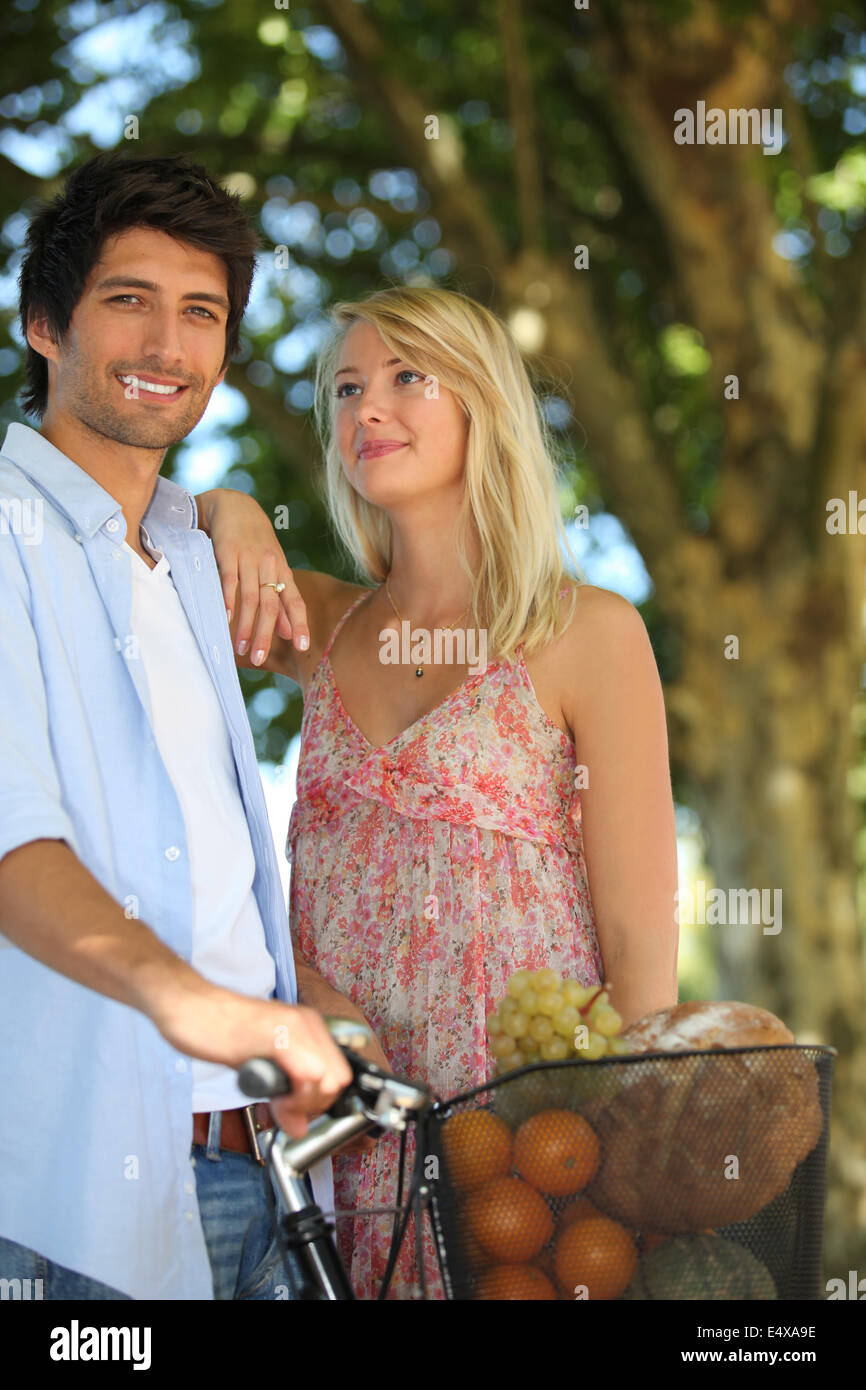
[174,1058,187,1073]
[106,518,120,533]
[165,846,181,861]
[184,1180,195,1194]
[184,1210,195,1223]
[73,533,83,544]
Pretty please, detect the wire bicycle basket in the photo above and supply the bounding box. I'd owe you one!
[416,1045,834,1300]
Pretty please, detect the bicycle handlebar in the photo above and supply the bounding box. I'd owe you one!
[237,1017,377,1101]
[236,1016,431,1137]
[235,1022,430,1301]
[237,1055,293,1098]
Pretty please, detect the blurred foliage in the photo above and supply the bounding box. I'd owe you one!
[0,0,864,770]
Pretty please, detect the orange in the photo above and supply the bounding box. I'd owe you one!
[475,1263,558,1300]
[441,1109,513,1192]
[554,1214,638,1300]
[513,1109,600,1196]
[558,1195,598,1229]
[466,1175,555,1262]
[461,1222,491,1271]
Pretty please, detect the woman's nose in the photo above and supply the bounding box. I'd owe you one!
[355,394,388,425]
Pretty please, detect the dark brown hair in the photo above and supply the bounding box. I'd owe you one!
[18,151,260,416]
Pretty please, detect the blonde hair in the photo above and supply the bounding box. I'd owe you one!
[313,286,584,659]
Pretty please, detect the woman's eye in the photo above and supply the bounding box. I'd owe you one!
[335,370,421,398]
[335,369,422,397]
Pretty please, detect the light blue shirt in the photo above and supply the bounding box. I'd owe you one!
[0,422,297,1299]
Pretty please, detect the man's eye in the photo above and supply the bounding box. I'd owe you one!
[107,296,216,320]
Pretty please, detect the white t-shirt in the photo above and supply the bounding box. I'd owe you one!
[125,534,276,1111]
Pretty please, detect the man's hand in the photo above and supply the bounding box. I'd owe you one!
[151,978,352,1139]
[196,488,309,667]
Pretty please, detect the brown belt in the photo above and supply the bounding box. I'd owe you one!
[192,1103,274,1164]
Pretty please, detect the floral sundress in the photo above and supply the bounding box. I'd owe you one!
[286,588,603,1298]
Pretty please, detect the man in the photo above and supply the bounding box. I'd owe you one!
[0,152,355,1299]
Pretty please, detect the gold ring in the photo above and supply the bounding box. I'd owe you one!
[261,581,286,593]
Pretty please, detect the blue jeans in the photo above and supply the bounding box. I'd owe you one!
[0,1116,300,1300]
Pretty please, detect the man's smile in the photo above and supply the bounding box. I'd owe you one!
[115,373,190,399]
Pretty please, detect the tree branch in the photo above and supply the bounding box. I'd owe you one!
[314,0,508,276]
[586,7,828,494]
[496,0,544,251]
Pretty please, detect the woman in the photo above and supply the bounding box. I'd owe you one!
[196,286,679,1298]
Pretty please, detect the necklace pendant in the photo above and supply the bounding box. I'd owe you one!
[414,667,424,678]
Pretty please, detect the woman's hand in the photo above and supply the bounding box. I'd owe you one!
[293,952,393,1156]
[196,488,310,668]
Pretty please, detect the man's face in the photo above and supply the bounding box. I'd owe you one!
[34,226,232,449]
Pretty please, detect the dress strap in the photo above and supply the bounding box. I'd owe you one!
[322,587,375,659]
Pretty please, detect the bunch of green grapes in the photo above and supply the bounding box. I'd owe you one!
[487,968,631,1073]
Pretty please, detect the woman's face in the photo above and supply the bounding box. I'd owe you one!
[333,320,469,512]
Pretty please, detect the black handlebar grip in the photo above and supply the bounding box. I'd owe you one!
[237,1056,293,1099]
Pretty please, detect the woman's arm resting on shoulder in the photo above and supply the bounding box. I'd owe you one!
[195,487,309,679]
[562,588,679,1030]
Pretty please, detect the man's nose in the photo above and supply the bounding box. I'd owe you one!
[139,309,185,368]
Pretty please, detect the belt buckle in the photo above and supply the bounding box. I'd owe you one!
[241,1103,272,1166]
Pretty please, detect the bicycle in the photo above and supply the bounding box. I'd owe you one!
[237,1018,432,1301]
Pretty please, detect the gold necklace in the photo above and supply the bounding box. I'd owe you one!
[384,577,471,678]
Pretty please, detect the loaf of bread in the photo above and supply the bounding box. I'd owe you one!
[620,999,795,1053]
[582,1000,823,1232]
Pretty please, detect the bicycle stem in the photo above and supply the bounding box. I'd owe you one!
[263,1105,374,1193]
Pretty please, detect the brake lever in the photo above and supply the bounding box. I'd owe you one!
[326,1047,387,1134]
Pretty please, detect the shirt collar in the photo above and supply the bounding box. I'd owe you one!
[1,422,197,541]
